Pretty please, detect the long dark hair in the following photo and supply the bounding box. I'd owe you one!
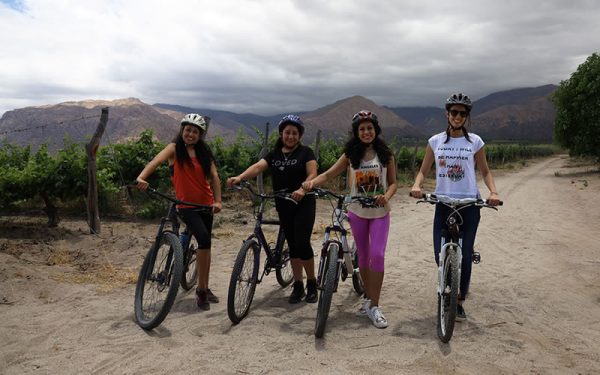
[343,136,392,169]
[173,132,215,177]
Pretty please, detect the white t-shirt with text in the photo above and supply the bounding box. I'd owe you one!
[428,132,484,199]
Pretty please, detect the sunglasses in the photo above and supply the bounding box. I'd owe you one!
[449,109,468,118]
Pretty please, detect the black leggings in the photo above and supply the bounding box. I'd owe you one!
[178,208,213,249]
[276,197,316,261]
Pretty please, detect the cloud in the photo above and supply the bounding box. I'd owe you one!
[1,0,599,116]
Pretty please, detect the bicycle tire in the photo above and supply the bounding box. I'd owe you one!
[134,232,184,330]
[437,248,458,342]
[227,239,260,324]
[350,241,364,295]
[315,243,339,338]
[275,239,293,287]
[180,235,198,291]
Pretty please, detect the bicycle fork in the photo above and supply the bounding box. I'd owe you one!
[437,238,463,296]
[316,240,343,290]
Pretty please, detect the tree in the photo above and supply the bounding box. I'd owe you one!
[553,52,600,158]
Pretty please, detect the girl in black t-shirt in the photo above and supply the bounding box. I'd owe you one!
[227,115,319,304]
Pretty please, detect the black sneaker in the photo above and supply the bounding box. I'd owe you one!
[288,281,305,304]
[305,279,318,303]
[456,304,466,321]
[196,289,210,311]
[206,288,219,303]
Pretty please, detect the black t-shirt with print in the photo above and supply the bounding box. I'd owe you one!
[264,145,316,193]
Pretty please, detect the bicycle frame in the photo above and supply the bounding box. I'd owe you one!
[231,181,294,281]
[249,200,286,282]
[316,195,353,292]
[314,189,375,291]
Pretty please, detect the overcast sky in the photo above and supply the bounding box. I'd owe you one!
[1,0,599,117]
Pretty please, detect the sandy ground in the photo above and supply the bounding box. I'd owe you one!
[1,154,599,375]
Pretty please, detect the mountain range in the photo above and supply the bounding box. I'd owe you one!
[0,85,557,152]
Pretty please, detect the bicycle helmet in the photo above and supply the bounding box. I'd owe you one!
[445,93,472,111]
[351,110,381,137]
[278,114,304,135]
[181,113,208,132]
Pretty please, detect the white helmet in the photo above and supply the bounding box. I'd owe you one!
[181,113,208,132]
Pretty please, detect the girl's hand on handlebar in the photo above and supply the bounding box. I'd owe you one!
[409,187,423,199]
[374,194,388,206]
[301,180,314,191]
[487,192,501,206]
[212,201,222,214]
[136,177,149,191]
[226,176,241,187]
[291,188,305,202]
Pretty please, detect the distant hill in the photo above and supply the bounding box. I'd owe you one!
[386,85,557,142]
[0,85,558,152]
[0,98,234,152]
[300,95,425,141]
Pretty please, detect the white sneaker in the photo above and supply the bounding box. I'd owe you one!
[357,299,371,316]
[367,305,388,329]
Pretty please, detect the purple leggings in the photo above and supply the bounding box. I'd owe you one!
[348,212,390,273]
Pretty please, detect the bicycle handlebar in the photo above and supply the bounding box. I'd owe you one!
[312,187,379,208]
[412,192,503,209]
[129,184,213,212]
[229,180,298,204]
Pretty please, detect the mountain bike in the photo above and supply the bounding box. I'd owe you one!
[226,181,295,324]
[133,187,212,330]
[414,193,501,342]
[312,188,375,338]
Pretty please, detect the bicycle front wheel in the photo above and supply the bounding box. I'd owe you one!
[134,232,184,330]
[275,239,293,287]
[437,248,458,343]
[227,239,260,324]
[315,242,339,338]
[180,235,198,291]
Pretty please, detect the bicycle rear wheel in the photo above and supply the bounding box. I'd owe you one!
[315,242,339,338]
[134,232,184,330]
[180,235,198,291]
[227,239,260,324]
[437,248,458,342]
[350,241,364,295]
[275,239,293,287]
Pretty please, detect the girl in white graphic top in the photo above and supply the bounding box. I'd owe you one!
[410,93,501,321]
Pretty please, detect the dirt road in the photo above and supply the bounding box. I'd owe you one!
[1,155,599,374]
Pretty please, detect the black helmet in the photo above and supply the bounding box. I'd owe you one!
[445,93,472,110]
[351,110,381,137]
[278,114,304,135]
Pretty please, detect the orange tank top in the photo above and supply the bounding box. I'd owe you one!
[171,157,214,209]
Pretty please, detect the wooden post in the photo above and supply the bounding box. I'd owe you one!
[314,129,321,165]
[257,122,269,193]
[85,107,109,234]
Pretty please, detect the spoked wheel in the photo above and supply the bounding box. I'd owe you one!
[227,239,260,324]
[134,232,184,330]
[180,235,198,291]
[437,248,458,342]
[315,243,339,338]
[350,241,364,295]
[275,239,293,287]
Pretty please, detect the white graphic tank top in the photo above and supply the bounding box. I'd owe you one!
[348,155,390,219]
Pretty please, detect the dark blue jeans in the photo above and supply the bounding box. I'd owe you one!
[433,204,480,300]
